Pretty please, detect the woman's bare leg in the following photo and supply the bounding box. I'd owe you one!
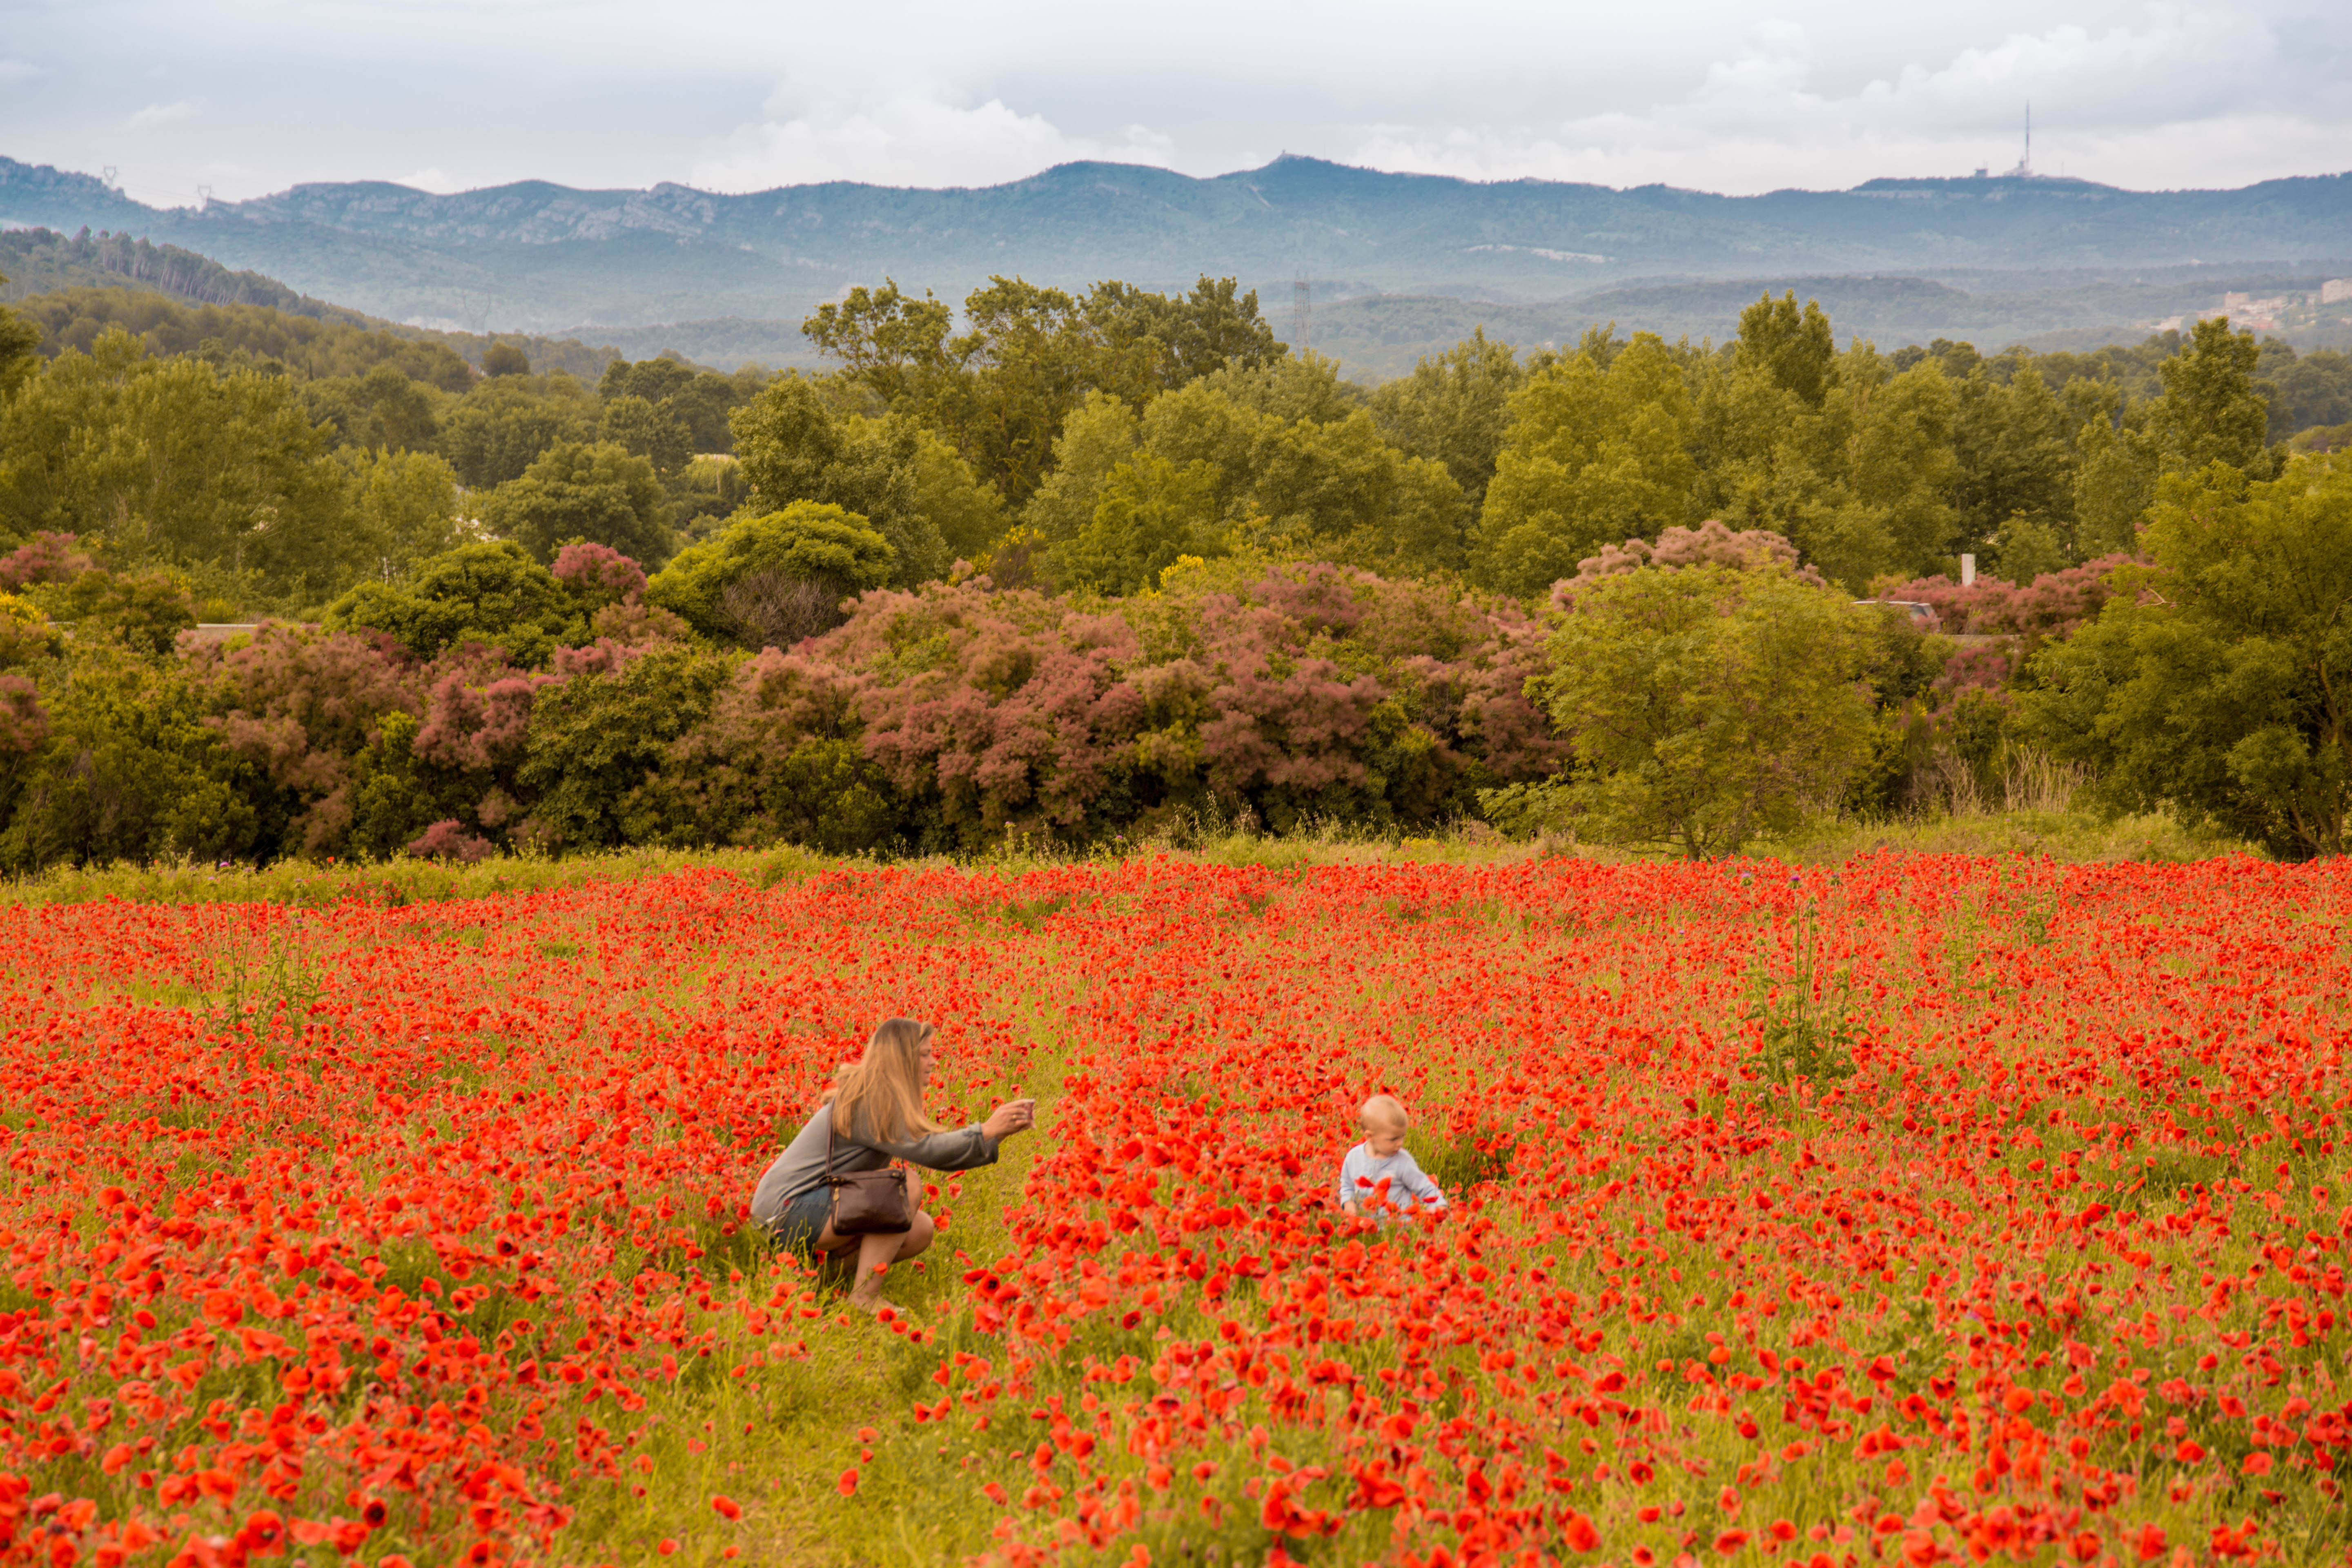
[845,1169,931,1312]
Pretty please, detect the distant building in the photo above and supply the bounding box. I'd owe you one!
[2323,279,2352,305]
[2207,292,2284,331]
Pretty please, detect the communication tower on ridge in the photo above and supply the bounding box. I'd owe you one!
[2006,104,2034,179]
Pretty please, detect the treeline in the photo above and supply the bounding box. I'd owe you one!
[0,227,362,316]
[2,229,626,378]
[8,263,2352,618]
[0,532,1572,866]
[1,269,2348,866]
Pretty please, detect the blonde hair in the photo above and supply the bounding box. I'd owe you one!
[829,1018,944,1144]
[1360,1094,1410,1131]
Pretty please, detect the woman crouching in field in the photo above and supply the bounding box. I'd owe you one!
[751,1018,1036,1314]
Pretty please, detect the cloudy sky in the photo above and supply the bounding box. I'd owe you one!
[2,0,2345,208]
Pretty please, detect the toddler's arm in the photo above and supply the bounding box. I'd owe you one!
[1336,1147,1365,1216]
[1396,1150,1448,1211]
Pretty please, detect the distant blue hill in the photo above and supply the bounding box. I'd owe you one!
[5,154,2350,368]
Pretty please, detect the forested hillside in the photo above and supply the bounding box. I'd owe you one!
[1,265,2348,868]
[0,227,630,377]
[5,153,2348,344]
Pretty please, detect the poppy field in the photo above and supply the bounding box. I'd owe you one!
[0,853,2347,1568]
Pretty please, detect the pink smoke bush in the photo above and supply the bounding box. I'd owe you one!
[1551,521,1826,610]
[414,645,552,774]
[0,533,96,592]
[1878,555,2131,637]
[551,541,648,608]
[0,674,45,757]
[686,561,1565,843]
[405,818,496,864]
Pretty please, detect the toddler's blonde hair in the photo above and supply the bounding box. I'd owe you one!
[1360,1094,1410,1131]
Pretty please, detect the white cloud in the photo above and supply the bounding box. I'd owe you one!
[125,99,200,132]
[8,0,2350,203]
[394,167,460,192]
[692,88,1175,192]
[1340,13,2338,193]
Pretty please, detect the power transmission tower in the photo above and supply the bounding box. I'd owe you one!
[1292,277,1312,354]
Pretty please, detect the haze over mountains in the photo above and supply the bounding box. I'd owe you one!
[4,152,2351,374]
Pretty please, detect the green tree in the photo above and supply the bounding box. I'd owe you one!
[1952,365,2080,565]
[323,540,585,666]
[2148,316,2276,477]
[35,566,200,657]
[1805,350,1960,589]
[1029,376,1467,585]
[1196,350,1366,427]
[1689,342,1959,592]
[1367,329,1529,512]
[1735,292,1836,408]
[906,425,1007,563]
[599,394,693,474]
[600,357,764,454]
[344,448,468,584]
[2069,383,2156,559]
[1022,392,1142,551]
[519,644,737,848]
[802,280,957,413]
[2265,346,2352,437]
[953,276,1094,503]
[479,440,673,567]
[305,363,441,453]
[1537,564,1878,857]
[806,274,1285,511]
[0,643,253,871]
[0,288,40,401]
[0,328,357,605]
[0,592,63,669]
[8,285,479,388]
[1247,411,1466,574]
[728,376,952,586]
[1054,454,1224,594]
[1474,334,1697,596]
[2019,457,2352,859]
[1131,380,1261,508]
[1085,275,1286,403]
[481,343,530,378]
[645,502,894,642]
[438,374,598,489]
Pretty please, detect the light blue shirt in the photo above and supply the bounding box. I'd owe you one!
[1336,1143,1447,1216]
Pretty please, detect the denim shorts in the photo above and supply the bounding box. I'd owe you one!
[765,1185,836,1253]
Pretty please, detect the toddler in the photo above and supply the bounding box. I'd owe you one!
[1337,1094,1447,1220]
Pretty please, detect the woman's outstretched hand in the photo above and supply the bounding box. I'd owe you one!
[983,1098,1038,1141]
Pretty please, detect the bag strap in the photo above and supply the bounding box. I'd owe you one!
[821,1100,893,1187]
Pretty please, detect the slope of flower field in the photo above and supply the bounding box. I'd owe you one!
[0,855,2346,1567]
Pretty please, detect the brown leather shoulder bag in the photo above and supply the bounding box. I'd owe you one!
[822,1109,914,1236]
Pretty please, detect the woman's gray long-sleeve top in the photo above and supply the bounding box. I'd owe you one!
[749,1102,1002,1232]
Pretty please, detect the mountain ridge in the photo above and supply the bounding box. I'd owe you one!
[8,153,2351,338]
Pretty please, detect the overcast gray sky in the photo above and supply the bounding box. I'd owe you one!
[2,0,2345,208]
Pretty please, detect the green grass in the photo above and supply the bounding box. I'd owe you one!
[0,804,2263,915]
